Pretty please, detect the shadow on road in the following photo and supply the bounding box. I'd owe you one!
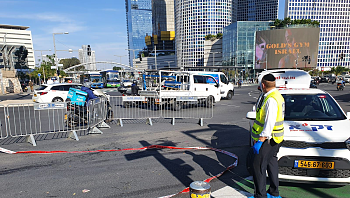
[182,124,254,194]
[124,140,195,187]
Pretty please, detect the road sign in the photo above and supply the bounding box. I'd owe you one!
[34,103,67,110]
[51,66,57,69]
[38,73,41,77]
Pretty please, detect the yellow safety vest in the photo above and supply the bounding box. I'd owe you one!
[252,89,285,144]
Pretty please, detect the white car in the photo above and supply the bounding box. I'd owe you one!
[122,79,133,87]
[247,70,350,184]
[344,75,350,83]
[32,83,82,103]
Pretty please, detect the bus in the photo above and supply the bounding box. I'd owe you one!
[80,71,104,89]
[100,70,121,88]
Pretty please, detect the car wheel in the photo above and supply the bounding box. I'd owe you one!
[226,90,233,100]
[52,97,64,102]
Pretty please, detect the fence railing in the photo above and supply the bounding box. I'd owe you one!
[108,95,213,126]
[0,94,214,146]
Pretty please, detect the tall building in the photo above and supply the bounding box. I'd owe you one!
[78,45,96,71]
[0,24,35,69]
[285,0,350,69]
[125,0,152,68]
[222,21,272,79]
[237,0,279,21]
[152,0,175,36]
[175,0,233,69]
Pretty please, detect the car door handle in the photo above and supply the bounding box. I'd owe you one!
[206,88,208,91]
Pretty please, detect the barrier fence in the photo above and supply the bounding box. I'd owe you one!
[108,95,213,126]
[0,95,213,145]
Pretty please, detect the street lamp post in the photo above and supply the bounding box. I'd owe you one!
[165,61,174,68]
[35,49,52,84]
[53,32,69,66]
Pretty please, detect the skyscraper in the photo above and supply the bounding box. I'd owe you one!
[78,45,96,71]
[237,0,279,21]
[175,0,233,68]
[125,0,152,68]
[285,0,350,69]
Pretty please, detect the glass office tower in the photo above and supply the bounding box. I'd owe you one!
[285,0,350,69]
[125,0,152,67]
[175,0,233,69]
[237,0,279,21]
[222,21,272,80]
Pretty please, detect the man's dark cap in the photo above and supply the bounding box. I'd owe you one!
[262,73,275,82]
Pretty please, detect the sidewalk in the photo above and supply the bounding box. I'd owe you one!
[211,186,252,197]
[0,99,33,105]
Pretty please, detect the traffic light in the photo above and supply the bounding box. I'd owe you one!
[57,68,60,76]
[87,45,91,56]
[308,56,311,64]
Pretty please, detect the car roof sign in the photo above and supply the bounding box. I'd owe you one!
[258,69,311,89]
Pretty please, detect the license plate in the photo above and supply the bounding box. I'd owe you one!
[64,114,67,120]
[294,160,334,169]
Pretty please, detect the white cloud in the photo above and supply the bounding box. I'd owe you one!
[0,12,72,23]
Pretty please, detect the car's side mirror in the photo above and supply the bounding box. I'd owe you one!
[215,83,219,88]
[246,111,256,120]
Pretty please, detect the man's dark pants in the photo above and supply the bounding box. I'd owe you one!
[252,139,283,198]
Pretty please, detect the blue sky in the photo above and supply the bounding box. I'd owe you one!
[2,0,129,68]
[2,0,285,69]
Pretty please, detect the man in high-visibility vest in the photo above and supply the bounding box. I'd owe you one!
[249,73,284,198]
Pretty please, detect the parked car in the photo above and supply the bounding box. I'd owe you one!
[247,69,350,184]
[343,75,350,83]
[32,83,82,103]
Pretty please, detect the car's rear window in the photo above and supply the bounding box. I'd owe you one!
[283,94,346,121]
[36,85,47,90]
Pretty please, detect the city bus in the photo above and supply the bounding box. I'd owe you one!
[80,71,104,88]
[100,70,121,88]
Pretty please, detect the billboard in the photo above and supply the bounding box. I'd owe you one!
[255,27,320,70]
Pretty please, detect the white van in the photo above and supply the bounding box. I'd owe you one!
[186,71,234,99]
[139,70,221,110]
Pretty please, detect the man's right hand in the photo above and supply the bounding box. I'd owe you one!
[252,140,263,154]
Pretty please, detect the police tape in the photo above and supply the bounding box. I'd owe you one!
[0,145,238,197]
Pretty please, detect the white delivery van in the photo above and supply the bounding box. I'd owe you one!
[139,70,221,110]
[247,69,350,184]
[186,71,234,99]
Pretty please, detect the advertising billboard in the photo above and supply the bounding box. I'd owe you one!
[255,27,320,70]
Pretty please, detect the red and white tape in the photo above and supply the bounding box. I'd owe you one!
[0,145,238,197]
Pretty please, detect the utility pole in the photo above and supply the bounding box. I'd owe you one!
[155,45,157,70]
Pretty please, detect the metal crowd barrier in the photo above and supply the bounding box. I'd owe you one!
[88,97,110,133]
[2,99,110,146]
[0,105,8,139]
[108,95,213,126]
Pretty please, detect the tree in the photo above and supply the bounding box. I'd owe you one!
[274,17,319,28]
[59,57,83,70]
[331,66,347,76]
[14,46,29,69]
[113,66,122,71]
[29,55,57,81]
[216,32,223,39]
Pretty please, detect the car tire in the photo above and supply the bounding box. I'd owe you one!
[52,97,64,102]
[226,90,233,100]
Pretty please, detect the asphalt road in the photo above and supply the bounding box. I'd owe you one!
[0,83,349,198]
